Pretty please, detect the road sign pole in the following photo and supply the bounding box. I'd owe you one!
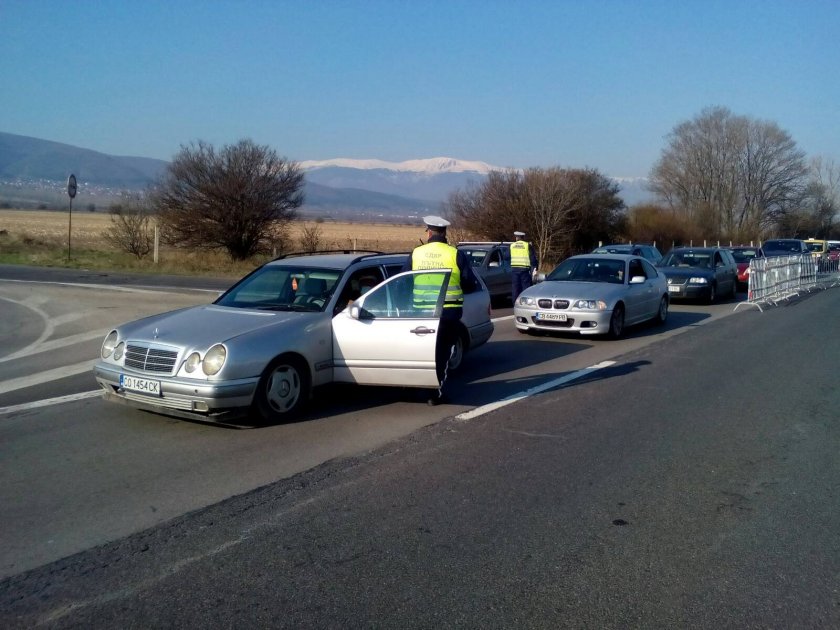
[67,174,77,261]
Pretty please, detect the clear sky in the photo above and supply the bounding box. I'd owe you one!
[2,0,838,178]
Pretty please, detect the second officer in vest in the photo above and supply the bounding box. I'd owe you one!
[403,215,478,405]
[510,230,538,302]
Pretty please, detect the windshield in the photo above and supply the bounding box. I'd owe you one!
[660,251,711,268]
[545,257,625,284]
[214,265,342,312]
[730,249,759,263]
[763,240,801,254]
[805,242,825,253]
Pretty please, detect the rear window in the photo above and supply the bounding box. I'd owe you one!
[730,249,760,262]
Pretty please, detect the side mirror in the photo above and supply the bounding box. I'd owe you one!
[629,275,646,284]
[534,272,546,283]
[349,304,361,320]
[488,261,500,268]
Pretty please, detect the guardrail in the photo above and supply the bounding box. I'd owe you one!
[736,255,840,312]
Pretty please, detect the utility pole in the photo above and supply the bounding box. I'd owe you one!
[67,174,77,260]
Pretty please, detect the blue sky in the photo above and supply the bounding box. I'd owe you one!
[2,0,838,177]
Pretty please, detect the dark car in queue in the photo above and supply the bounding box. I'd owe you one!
[761,238,809,257]
[657,247,738,303]
[456,241,513,303]
[726,246,764,290]
[591,243,663,265]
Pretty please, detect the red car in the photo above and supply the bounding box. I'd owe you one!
[727,246,764,290]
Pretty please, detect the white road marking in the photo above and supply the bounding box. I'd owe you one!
[0,390,102,416]
[0,359,95,395]
[455,360,617,422]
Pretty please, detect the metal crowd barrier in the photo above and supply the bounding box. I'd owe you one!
[736,255,839,312]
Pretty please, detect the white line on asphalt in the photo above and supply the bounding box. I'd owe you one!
[455,360,617,422]
[0,360,95,395]
[0,390,102,416]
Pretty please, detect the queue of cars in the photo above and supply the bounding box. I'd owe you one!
[94,251,494,424]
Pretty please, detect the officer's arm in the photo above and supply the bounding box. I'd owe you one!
[457,251,479,293]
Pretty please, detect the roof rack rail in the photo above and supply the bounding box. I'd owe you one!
[456,241,515,246]
[272,249,384,261]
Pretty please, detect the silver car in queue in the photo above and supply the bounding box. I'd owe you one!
[513,253,669,338]
[93,252,494,424]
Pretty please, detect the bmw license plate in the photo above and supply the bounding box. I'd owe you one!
[120,374,161,396]
[536,312,567,321]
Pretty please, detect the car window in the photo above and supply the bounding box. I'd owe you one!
[628,259,644,280]
[487,249,502,267]
[215,266,341,312]
[714,252,723,267]
[641,259,658,278]
[357,270,449,320]
[333,266,386,315]
[546,257,624,283]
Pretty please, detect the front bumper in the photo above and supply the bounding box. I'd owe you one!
[512,307,612,335]
[666,284,710,300]
[93,363,259,420]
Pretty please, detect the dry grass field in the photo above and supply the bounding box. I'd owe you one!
[0,209,445,276]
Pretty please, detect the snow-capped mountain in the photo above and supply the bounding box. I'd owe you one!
[301,157,503,203]
[300,157,501,175]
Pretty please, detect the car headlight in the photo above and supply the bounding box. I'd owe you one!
[573,299,607,310]
[184,352,201,374]
[113,342,125,361]
[202,344,226,376]
[518,296,536,306]
[101,330,118,358]
[688,277,709,284]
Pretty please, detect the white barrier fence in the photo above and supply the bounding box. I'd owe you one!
[736,255,840,312]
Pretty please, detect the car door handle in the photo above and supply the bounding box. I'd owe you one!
[410,326,436,335]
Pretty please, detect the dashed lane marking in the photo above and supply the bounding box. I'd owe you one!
[455,360,617,422]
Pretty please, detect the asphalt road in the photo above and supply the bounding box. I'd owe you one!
[1,266,838,628]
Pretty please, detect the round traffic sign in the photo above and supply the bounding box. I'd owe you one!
[67,174,77,199]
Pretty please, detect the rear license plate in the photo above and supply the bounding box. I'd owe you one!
[668,285,681,293]
[536,312,567,321]
[120,374,161,396]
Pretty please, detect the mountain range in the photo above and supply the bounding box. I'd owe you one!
[0,132,653,218]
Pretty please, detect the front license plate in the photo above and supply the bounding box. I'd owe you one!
[120,374,161,396]
[536,311,567,321]
[668,285,681,293]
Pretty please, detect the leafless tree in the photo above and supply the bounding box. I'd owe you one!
[103,195,154,259]
[152,139,304,260]
[445,167,624,266]
[299,222,324,252]
[649,106,807,241]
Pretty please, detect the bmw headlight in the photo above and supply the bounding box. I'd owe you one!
[101,330,118,358]
[202,344,227,376]
[688,277,709,284]
[184,352,201,374]
[573,299,607,310]
[519,296,536,306]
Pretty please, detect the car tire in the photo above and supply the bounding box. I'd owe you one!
[253,355,309,424]
[707,283,717,304]
[607,303,625,339]
[447,330,467,371]
[655,296,668,325]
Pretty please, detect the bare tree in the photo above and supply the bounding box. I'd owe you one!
[445,166,624,266]
[103,195,154,259]
[299,222,324,252]
[649,107,807,240]
[152,139,304,260]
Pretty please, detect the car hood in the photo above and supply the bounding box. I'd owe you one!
[520,280,627,299]
[116,305,316,348]
[658,267,713,279]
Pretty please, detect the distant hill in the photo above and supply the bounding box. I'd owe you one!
[0,132,654,214]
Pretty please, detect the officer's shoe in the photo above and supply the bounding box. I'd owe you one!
[427,392,446,406]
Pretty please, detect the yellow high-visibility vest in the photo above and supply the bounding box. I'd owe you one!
[412,242,463,309]
[511,241,532,268]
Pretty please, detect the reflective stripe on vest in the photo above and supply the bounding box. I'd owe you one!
[412,242,463,308]
[510,241,531,268]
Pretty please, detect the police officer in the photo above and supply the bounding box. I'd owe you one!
[403,215,478,405]
[510,230,538,302]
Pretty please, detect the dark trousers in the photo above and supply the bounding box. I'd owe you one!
[511,268,532,302]
[436,307,462,393]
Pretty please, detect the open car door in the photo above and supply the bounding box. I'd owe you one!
[331,269,450,388]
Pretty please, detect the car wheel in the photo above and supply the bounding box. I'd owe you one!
[707,283,717,304]
[655,296,668,325]
[447,331,466,371]
[253,355,309,424]
[607,303,625,339]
